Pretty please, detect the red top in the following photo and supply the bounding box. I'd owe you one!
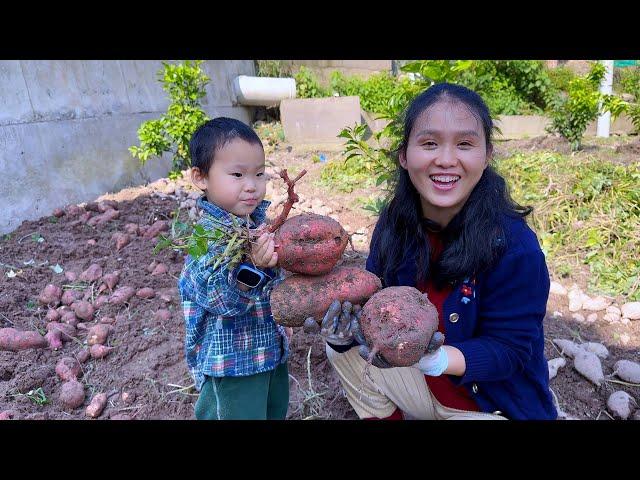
[416,230,480,412]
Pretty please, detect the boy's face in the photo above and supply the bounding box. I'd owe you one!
[191,138,267,217]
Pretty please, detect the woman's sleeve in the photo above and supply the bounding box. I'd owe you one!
[447,248,550,383]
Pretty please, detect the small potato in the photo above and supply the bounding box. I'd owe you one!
[552,339,584,359]
[79,264,103,283]
[86,393,107,418]
[61,289,83,306]
[38,284,63,306]
[548,357,567,380]
[75,348,91,363]
[87,324,111,346]
[109,286,136,305]
[151,263,168,276]
[59,380,85,409]
[136,288,155,299]
[102,272,120,291]
[55,357,81,381]
[72,300,95,321]
[90,344,114,359]
[45,308,61,323]
[607,391,634,420]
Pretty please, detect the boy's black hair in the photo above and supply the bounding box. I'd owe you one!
[373,82,533,288]
[189,117,263,175]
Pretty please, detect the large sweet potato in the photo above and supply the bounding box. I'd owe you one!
[274,214,348,275]
[270,266,382,327]
[0,328,48,351]
[359,286,439,367]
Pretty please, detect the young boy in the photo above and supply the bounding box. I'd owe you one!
[178,117,290,420]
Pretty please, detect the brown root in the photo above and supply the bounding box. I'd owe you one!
[268,168,307,233]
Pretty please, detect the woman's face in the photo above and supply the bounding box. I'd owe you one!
[399,99,491,227]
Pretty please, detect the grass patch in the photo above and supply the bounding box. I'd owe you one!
[497,151,640,300]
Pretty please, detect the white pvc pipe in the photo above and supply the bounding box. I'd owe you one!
[596,60,614,138]
[233,75,296,107]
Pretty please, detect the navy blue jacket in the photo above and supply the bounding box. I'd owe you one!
[366,214,557,420]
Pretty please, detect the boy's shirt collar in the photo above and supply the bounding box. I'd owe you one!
[196,194,270,228]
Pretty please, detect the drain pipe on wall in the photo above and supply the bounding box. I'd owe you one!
[232,75,296,107]
[596,60,614,138]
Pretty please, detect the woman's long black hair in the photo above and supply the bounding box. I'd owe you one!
[373,83,532,288]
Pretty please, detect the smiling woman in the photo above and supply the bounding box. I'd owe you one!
[319,83,557,420]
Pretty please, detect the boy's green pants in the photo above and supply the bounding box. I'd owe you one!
[194,363,289,420]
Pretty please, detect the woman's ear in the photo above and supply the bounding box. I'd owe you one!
[399,149,408,169]
[485,145,493,168]
[190,167,208,190]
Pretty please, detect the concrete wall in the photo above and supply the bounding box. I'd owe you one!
[282,60,392,86]
[0,60,255,235]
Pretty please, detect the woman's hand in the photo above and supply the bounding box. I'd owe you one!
[251,232,278,269]
[413,332,448,376]
[308,300,392,369]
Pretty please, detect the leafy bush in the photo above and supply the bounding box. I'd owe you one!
[330,71,399,114]
[129,60,209,177]
[547,66,577,94]
[616,66,640,100]
[547,62,608,150]
[294,66,331,98]
[460,60,553,115]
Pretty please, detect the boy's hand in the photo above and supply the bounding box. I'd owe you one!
[251,232,278,269]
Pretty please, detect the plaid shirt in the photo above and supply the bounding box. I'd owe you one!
[178,196,289,391]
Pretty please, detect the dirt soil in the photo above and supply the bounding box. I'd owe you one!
[0,135,638,420]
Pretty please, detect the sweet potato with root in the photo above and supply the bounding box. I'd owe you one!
[61,289,83,306]
[124,223,140,235]
[86,393,108,418]
[154,309,172,322]
[109,286,136,305]
[87,324,112,346]
[87,208,119,226]
[76,348,91,363]
[60,311,79,327]
[55,357,81,381]
[113,232,131,251]
[270,266,382,327]
[136,287,155,299]
[274,213,348,275]
[0,410,16,420]
[151,263,168,276]
[80,264,103,282]
[0,328,48,351]
[607,391,634,420]
[143,220,168,239]
[94,295,109,309]
[46,308,61,322]
[358,286,440,367]
[102,272,120,291]
[64,271,78,282]
[45,322,76,350]
[38,284,63,306]
[90,344,114,359]
[573,350,604,386]
[613,360,640,384]
[72,300,95,321]
[59,380,85,409]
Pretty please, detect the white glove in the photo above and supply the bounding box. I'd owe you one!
[413,347,448,377]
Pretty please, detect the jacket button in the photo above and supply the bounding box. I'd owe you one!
[492,410,502,415]
[449,313,459,323]
[472,383,479,394]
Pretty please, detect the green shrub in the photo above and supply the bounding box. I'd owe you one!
[129,60,209,177]
[294,66,330,98]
